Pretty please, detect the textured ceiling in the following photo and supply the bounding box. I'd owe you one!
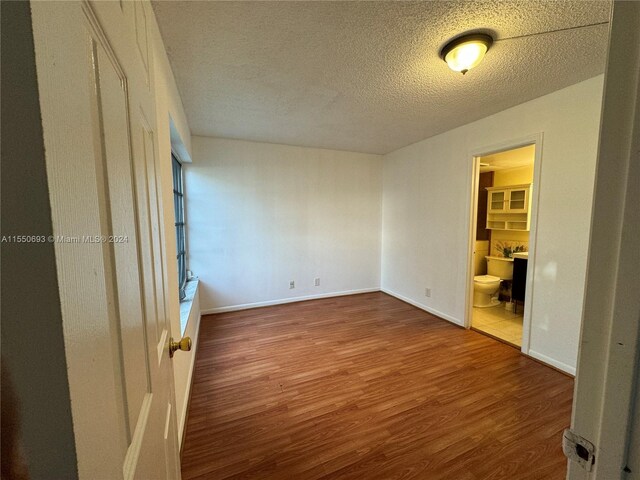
[152,1,611,155]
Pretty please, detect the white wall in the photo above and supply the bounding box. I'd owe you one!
[172,283,200,449]
[149,8,200,445]
[381,76,604,374]
[150,5,191,347]
[187,137,383,312]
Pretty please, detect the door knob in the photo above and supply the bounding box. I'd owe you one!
[169,336,192,358]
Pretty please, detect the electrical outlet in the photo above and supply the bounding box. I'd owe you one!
[289,280,295,289]
[425,288,431,297]
[314,277,320,287]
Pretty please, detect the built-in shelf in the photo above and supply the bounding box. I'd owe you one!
[486,184,532,231]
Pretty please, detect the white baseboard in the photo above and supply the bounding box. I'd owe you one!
[200,287,380,315]
[381,288,464,327]
[527,349,576,376]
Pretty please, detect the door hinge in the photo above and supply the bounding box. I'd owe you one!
[563,429,596,472]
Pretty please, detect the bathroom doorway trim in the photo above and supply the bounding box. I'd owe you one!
[464,133,544,356]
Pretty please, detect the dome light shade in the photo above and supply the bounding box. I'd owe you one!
[441,33,493,74]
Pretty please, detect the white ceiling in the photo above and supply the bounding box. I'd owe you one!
[480,144,535,172]
[152,1,611,155]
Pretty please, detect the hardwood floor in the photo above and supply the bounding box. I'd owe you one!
[181,292,573,479]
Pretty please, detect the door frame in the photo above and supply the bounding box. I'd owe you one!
[568,1,640,477]
[464,133,543,356]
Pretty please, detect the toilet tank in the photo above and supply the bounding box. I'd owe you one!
[485,256,514,280]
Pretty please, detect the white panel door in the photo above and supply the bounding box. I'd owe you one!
[31,1,180,478]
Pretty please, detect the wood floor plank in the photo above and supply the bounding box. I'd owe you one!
[181,292,573,479]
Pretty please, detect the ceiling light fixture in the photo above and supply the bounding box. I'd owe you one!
[440,33,493,75]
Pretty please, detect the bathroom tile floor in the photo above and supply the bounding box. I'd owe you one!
[472,304,523,347]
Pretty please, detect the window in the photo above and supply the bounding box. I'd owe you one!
[172,153,187,301]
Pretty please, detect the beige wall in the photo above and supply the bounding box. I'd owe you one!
[474,240,490,276]
[493,164,534,187]
[490,230,530,257]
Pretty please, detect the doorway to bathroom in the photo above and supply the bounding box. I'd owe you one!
[465,137,542,351]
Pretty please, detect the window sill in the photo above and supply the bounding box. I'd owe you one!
[179,278,199,335]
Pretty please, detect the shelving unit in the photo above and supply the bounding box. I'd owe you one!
[486,184,532,231]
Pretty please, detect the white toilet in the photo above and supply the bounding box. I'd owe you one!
[473,275,501,307]
[473,256,514,308]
